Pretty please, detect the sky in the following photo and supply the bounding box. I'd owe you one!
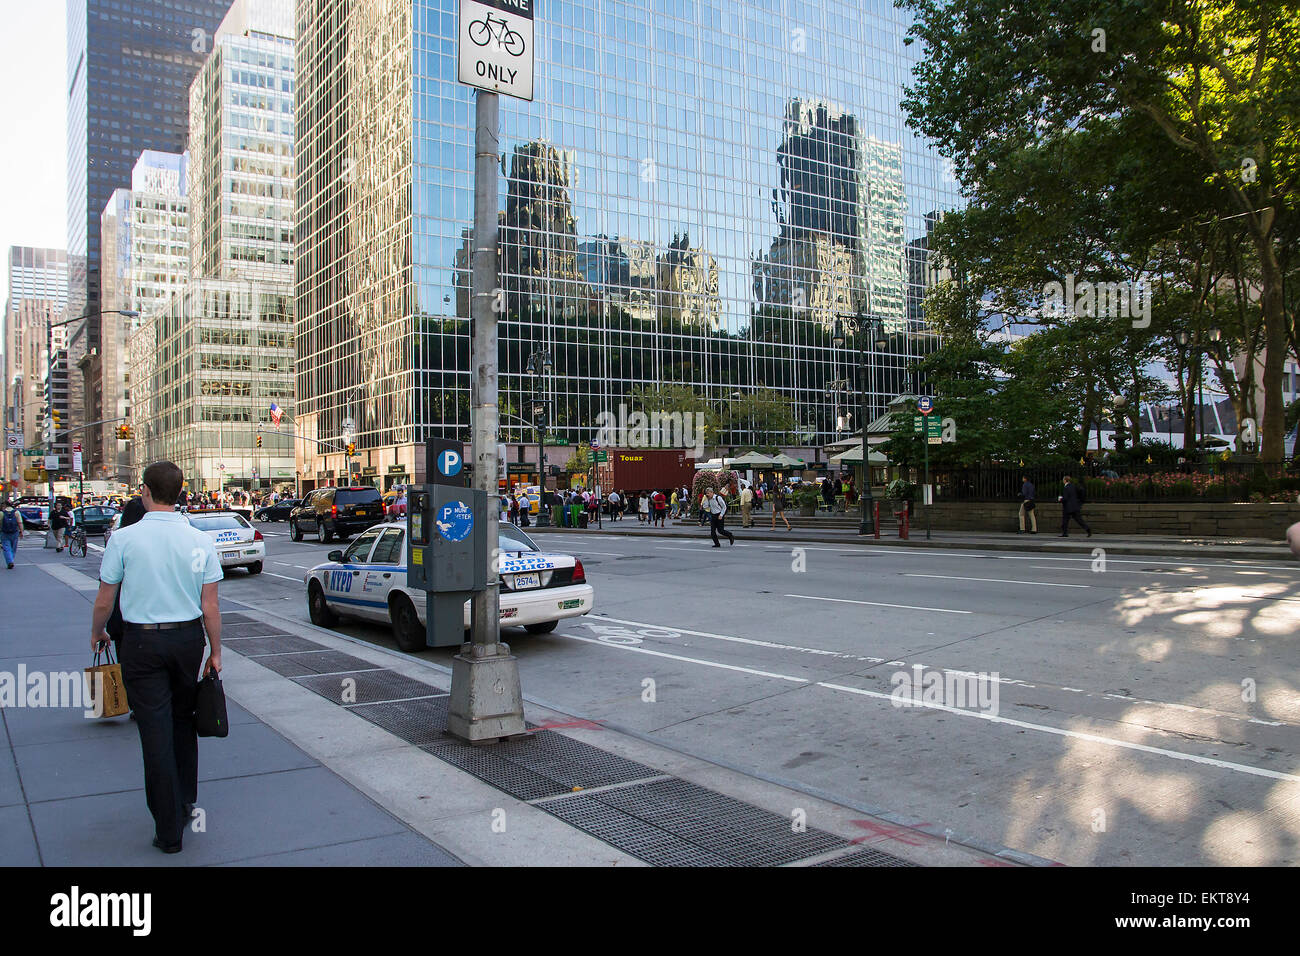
[0,0,67,322]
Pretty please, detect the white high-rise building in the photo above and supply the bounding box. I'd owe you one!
[99,151,190,480]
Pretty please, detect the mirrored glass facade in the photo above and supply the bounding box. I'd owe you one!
[295,0,958,479]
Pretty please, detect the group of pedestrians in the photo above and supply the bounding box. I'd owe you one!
[1016,475,1092,537]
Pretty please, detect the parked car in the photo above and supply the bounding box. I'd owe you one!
[71,505,118,535]
[15,497,49,530]
[185,509,265,574]
[255,498,301,522]
[303,522,593,651]
[289,486,385,543]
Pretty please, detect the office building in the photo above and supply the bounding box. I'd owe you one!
[98,151,191,481]
[127,0,297,489]
[294,0,958,485]
[65,0,233,437]
[3,248,69,491]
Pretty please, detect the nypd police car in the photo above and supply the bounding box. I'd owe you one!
[185,509,266,574]
[303,521,593,651]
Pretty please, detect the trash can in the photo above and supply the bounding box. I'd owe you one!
[569,504,582,527]
[578,512,588,529]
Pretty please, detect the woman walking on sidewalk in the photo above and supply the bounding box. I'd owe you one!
[770,483,791,531]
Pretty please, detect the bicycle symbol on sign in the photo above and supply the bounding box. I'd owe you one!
[468,12,526,56]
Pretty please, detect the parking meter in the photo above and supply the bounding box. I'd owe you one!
[406,438,486,647]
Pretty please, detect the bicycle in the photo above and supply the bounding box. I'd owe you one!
[468,12,526,56]
[68,526,87,559]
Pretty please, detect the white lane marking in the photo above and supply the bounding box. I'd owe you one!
[656,544,752,552]
[785,593,971,614]
[903,572,1090,589]
[584,615,871,661]
[88,542,104,553]
[558,633,807,683]
[261,571,301,582]
[563,550,626,556]
[817,681,1300,783]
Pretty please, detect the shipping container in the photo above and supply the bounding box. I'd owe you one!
[595,449,697,493]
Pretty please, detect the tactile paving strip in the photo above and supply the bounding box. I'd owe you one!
[256,650,381,678]
[814,847,919,867]
[293,669,442,705]
[222,634,326,656]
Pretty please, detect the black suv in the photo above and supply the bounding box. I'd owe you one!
[290,487,384,542]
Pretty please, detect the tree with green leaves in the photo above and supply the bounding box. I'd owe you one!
[899,0,1300,460]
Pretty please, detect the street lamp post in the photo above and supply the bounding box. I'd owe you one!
[833,310,886,535]
[527,349,554,526]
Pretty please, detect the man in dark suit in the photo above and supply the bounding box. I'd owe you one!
[1058,475,1092,537]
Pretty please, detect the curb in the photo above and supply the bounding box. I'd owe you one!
[525,524,1291,561]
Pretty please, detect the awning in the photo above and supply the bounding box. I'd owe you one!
[728,451,778,467]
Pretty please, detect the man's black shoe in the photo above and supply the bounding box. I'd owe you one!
[1059,533,1068,537]
[152,837,182,854]
[1087,529,1093,537]
[712,543,721,548]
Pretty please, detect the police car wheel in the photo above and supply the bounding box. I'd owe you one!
[247,561,263,574]
[525,620,559,635]
[308,581,338,626]
[391,595,425,652]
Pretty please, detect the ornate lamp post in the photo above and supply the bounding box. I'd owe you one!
[526,349,554,525]
[833,309,887,534]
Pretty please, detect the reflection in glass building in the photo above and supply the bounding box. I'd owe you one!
[294,0,958,484]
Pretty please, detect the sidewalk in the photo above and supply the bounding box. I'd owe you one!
[1,539,1046,867]
[529,516,1295,561]
[1,541,462,866]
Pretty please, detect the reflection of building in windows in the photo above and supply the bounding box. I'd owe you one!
[756,100,907,333]
[656,233,721,330]
[500,140,588,322]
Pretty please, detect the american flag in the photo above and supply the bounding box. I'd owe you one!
[270,402,283,427]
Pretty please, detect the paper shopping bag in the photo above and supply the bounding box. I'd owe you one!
[85,647,129,718]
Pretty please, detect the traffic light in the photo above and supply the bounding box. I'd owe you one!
[256,434,263,448]
[51,410,63,429]
[346,442,356,457]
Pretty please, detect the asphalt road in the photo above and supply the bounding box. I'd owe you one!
[197,519,1300,866]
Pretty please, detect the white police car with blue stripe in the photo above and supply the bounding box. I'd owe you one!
[303,521,593,650]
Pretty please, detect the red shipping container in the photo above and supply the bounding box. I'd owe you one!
[595,449,697,493]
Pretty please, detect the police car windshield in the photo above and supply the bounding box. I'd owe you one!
[499,529,537,552]
[189,514,250,531]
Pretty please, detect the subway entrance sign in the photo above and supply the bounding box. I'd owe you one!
[458,0,534,101]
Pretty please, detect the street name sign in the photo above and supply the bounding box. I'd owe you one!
[459,0,535,101]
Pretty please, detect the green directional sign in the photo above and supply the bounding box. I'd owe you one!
[22,448,43,456]
[913,416,942,438]
[595,449,608,462]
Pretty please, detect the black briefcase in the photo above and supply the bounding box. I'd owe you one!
[195,671,229,738]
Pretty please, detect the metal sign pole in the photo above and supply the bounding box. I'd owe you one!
[446,89,526,743]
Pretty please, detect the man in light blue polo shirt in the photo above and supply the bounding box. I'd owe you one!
[91,461,223,854]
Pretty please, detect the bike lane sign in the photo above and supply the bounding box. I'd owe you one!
[459,0,534,101]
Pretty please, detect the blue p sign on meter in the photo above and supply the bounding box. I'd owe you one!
[437,501,475,542]
[437,449,462,478]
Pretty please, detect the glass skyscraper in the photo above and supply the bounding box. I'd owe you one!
[295,0,959,484]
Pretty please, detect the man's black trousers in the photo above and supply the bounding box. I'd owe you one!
[709,513,734,545]
[119,623,206,846]
[1060,509,1091,535]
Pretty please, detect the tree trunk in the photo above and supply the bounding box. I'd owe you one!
[1258,245,1287,463]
